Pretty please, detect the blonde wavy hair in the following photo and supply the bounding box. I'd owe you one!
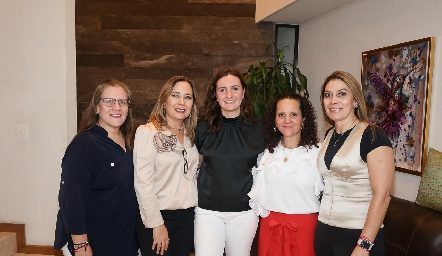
[148,76,198,144]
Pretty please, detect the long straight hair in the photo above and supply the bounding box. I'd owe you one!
[320,70,370,126]
[320,70,375,137]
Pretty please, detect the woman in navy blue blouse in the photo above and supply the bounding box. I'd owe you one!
[54,78,138,256]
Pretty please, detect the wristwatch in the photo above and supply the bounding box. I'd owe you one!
[357,236,374,251]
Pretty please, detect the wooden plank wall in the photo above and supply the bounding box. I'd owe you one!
[75,0,274,128]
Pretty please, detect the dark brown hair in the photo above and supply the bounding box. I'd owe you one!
[263,91,319,153]
[203,68,254,133]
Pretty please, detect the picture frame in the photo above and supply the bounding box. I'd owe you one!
[361,37,435,175]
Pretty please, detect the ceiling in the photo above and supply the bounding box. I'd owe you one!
[258,0,356,24]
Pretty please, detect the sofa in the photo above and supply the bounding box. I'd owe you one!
[384,196,442,256]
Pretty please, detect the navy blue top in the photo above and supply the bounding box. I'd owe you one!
[54,125,138,256]
[195,117,265,212]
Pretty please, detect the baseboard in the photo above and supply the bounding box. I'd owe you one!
[0,223,63,256]
[20,245,63,256]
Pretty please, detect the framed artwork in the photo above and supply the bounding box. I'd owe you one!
[361,37,435,175]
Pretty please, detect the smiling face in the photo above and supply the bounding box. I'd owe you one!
[97,86,128,133]
[323,79,357,125]
[216,74,245,118]
[275,98,304,142]
[165,81,194,127]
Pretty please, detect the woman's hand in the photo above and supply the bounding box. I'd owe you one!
[152,224,169,255]
[351,245,369,256]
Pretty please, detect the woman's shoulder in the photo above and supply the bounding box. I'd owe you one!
[300,144,320,158]
[362,123,391,145]
[137,122,157,131]
[195,119,210,135]
[136,122,175,139]
[324,126,334,138]
[196,119,209,128]
[137,122,169,134]
[361,122,385,136]
[73,127,99,143]
[242,118,264,134]
[66,129,96,155]
[308,144,321,152]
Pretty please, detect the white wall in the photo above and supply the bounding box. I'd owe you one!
[0,0,76,245]
[298,0,442,201]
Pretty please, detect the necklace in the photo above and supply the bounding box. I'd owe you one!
[167,124,184,134]
[332,131,346,147]
[332,119,358,147]
[282,146,295,162]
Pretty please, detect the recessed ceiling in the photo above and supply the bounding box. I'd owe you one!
[257,0,356,24]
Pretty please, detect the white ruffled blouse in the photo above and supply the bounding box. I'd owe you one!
[248,142,323,217]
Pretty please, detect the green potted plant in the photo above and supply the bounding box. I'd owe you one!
[243,43,308,118]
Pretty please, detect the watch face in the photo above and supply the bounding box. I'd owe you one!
[361,240,370,249]
[360,240,371,249]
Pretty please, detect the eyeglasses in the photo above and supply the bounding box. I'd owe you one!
[182,149,188,174]
[99,98,130,107]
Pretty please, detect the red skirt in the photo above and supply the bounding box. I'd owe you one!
[258,211,318,256]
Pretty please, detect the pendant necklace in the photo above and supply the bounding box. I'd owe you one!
[333,119,358,147]
[333,131,345,147]
[167,124,184,134]
[282,146,294,162]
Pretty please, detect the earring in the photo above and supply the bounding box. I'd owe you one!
[354,103,359,108]
[301,125,304,130]
[274,127,278,132]
[96,110,99,114]
[189,113,192,118]
[163,108,166,116]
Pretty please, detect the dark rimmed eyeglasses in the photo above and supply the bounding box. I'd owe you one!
[99,98,130,107]
[182,149,188,174]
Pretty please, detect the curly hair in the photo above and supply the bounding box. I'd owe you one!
[79,78,134,150]
[148,76,198,145]
[203,68,254,133]
[263,91,319,153]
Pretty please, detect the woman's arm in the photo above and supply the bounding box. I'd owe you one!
[133,126,169,254]
[58,137,93,243]
[199,154,204,168]
[71,234,93,256]
[134,126,163,228]
[352,145,394,256]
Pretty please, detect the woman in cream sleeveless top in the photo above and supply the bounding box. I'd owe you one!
[314,71,395,256]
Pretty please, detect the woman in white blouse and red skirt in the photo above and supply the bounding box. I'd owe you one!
[248,92,322,256]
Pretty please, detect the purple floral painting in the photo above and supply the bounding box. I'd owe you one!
[362,37,434,175]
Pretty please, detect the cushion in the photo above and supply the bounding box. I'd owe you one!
[415,147,442,213]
